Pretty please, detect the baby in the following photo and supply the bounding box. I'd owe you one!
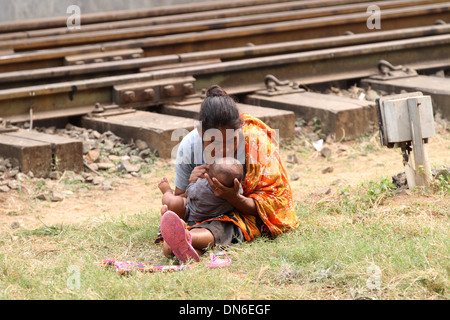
[158,157,244,222]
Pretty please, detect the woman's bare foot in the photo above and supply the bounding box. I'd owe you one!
[158,177,172,194]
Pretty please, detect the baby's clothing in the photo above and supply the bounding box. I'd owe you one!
[185,178,243,222]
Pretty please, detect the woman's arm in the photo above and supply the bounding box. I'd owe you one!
[205,173,259,217]
[174,164,209,196]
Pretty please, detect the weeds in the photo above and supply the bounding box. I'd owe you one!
[431,173,450,194]
[336,176,397,216]
[364,176,397,206]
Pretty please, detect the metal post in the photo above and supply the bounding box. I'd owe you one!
[407,97,431,187]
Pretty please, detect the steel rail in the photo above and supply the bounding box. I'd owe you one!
[0,24,449,87]
[0,0,300,33]
[1,2,449,51]
[1,34,449,120]
[0,0,442,42]
[1,3,449,73]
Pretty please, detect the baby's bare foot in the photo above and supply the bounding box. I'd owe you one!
[160,204,168,216]
[158,177,172,194]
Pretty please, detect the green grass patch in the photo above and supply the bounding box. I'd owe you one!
[0,180,448,300]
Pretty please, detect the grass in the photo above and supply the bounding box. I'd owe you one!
[0,176,448,300]
[1,124,449,300]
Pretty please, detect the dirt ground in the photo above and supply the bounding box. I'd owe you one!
[0,125,449,233]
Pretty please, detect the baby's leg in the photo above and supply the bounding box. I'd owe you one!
[158,177,186,219]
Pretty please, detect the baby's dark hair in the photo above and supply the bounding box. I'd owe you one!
[199,85,242,133]
[209,157,243,188]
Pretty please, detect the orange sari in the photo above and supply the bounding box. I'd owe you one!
[189,113,299,241]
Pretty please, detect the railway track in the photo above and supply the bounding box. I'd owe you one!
[0,0,449,177]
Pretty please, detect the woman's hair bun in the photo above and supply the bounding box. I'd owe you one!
[206,85,228,98]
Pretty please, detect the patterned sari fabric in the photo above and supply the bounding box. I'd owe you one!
[189,113,299,241]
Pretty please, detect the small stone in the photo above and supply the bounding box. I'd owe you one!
[108,155,121,162]
[432,168,450,183]
[92,176,105,185]
[0,185,10,192]
[290,173,300,181]
[10,221,21,229]
[3,159,11,168]
[77,188,89,194]
[0,165,6,172]
[287,153,299,164]
[365,89,380,101]
[82,173,94,183]
[138,148,152,158]
[97,162,115,170]
[320,147,332,158]
[336,145,349,153]
[435,70,445,78]
[89,130,102,140]
[118,160,140,173]
[103,139,115,151]
[306,133,320,142]
[312,187,332,196]
[101,130,114,138]
[14,172,28,181]
[392,172,407,188]
[130,155,143,163]
[88,149,100,162]
[35,193,48,201]
[322,166,334,174]
[7,180,18,190]
[51,191,64,202]
[102,179,115,191]
[325,135,334,144]
[8,169,19,178]
[82,140,93,154]
[44,126,56,134]
[135,139,149,151]
[49,171,62,180]
[331,179,345,186]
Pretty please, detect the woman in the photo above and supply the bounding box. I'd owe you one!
[159,85,299,262]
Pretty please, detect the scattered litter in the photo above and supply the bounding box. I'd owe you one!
[207,252,231,269]
[95,260,195,275]
[358,92,366,100]
[96,251,231,275]
[312,139,323,152]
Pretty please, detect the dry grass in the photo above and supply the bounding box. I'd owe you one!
[0,124,449,300]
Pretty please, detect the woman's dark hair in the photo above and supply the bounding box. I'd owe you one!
[198,85,242,133]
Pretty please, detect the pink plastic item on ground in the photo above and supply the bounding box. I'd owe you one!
[206,252,231,268]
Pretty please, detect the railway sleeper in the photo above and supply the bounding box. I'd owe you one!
[361,61,450,120]
[0,129,83,178]
[81,110,196,159]
[159,101,296,143]
[244,76,377,142]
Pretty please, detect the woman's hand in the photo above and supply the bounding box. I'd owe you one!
[189,164,210,184]
[205,173,240,202]
[206,173,258,217]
